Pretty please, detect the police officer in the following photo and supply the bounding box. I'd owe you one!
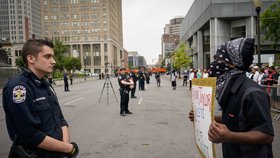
[2,39,79,158]
[129,69,138,98]
[118,68,134,116]
[138,67,146,90]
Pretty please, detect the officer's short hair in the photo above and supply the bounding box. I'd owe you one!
[119,68,126,71]
[22,39,54,64]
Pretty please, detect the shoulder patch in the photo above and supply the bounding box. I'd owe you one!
[118,76,122,79]
[13,85,26,103]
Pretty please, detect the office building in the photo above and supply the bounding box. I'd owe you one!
[128,51,147,68]
[161,17,183,66]
[41,0,124,74]
[180,0,279,69]
[0,0,41,66]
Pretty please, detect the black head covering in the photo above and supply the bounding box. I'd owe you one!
[209,38,255,101]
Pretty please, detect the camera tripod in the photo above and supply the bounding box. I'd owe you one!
[98,64,118,104]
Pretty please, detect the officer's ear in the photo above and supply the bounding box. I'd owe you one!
[27,55,36,64]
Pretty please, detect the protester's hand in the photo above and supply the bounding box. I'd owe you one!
[67,142,79,158]
[188,110,194,122]
[208,121,231,143]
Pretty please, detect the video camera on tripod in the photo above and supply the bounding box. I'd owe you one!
[98,62,118,104]
[104,62,109,74]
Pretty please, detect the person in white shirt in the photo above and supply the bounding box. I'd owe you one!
[202,69,209,78]
[257,68,265,85]
[253,66,260,83]
[188,69,195,91]
[170,68,177,90]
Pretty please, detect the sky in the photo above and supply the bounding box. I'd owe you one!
[122,0,195,65]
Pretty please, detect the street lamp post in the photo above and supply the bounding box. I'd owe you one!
[254,0,262,66]
[84,55,87,80]
[84,52,88,80]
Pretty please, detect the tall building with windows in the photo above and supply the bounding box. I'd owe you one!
[128,51,147,68]
[0,0,41,66]
[41,0,124,74]
[180,0,279,69]
[164,16,184,36]
[0,0,41,43]
[161,17,183,67]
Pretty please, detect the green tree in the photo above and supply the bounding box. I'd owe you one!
[62,56,81,71]
[172,42,191,78]
[15,56,25,68]
[53,40,69,71]
[260,0,280,49]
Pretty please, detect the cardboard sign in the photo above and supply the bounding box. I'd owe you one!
[192,77,216,158]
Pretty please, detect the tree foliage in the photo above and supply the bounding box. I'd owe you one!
[62,56,81,71]
[172,42,191,70]
[53,40,69,71]
[15,56,25,68]
[260,0,280,48]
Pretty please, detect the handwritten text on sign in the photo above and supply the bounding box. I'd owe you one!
[192,77,216,158]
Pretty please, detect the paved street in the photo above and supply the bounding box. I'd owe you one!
[0,76,279,158]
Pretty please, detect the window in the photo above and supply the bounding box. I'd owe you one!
[104,43,107,52]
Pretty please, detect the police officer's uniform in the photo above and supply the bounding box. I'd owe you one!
[129,71,137,98]
[3,68,68,158]
[138,70,145,90]
[118,73,132,116]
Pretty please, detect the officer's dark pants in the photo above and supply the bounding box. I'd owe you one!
[64,80,69,91]
[172,81,176,87]
[120,89,129,113]
[139,81,145,90]
[183,79,187,86]
[131,83,136,97]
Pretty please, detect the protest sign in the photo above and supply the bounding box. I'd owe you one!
[192,77,216,158]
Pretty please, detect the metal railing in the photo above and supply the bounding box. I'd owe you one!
[261,85,280,122]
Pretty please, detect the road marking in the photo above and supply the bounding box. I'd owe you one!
[64,98,83,105]
[138,97,142,104]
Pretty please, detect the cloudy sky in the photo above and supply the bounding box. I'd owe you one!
[122,0,195,65]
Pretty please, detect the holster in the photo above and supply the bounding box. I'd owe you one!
[119,88,129,94]
[9,136,38,158]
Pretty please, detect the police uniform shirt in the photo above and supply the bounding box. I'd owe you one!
[118,74,127,89]
[138,71,144,80]
[3,68,68,147]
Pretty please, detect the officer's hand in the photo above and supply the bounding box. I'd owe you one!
[67,142,79,158]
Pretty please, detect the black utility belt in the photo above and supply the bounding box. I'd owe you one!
[119,89,129,93]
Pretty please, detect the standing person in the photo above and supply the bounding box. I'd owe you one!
[155,72,161,87]
[189,38,274,158]
[188,69,195,91]
[145,70,150,84]
[202,69,209,78]
[101,73,105,79]
[69,73,73,85]
[118,68,134,116]
[170,68,177,90]
[182,70,189,86]
[196,68,202,79]
[130,69,138,98]
[258,68,265,85]
[2,39,79,158]
[138,67,146,90]
[63,72,70,92]
[252,66,260,83]
[99,73,102,80]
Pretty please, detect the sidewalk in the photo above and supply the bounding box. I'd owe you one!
[0,76,98,95]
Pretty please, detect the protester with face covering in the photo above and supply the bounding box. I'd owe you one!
[189,38,274,158]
